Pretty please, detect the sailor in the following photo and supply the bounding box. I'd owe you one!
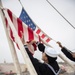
[24,40,61,75]
[57,41,75,62]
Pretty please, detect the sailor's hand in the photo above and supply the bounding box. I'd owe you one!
[31,40,36,44]
[57,41,63,48]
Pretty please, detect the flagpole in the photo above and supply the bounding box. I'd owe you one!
[0,1,23,75]
[3,9,37,75]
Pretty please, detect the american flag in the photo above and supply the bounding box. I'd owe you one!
[3,8,39,53]
[19,8,51,43]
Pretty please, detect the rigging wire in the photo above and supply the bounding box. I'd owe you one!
[18,0,23,8]
[46,0,75,29]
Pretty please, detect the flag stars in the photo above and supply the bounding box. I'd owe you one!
[33,27,36,30]
[26,16,28,18]
[20,17,22,20]
[24,21,26,23]
[28,20,30,23]
[24,16,26,19]
[19,8,36,31]
[29,24,31,27]
[26,20,28,22]
[31,23,33,25]
[23,11,25,14]
[29,20,31,22]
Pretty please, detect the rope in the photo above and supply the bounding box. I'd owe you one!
[18,0,24,8]
[46,0,75,29]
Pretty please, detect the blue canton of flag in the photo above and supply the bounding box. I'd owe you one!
[19,8,36,31]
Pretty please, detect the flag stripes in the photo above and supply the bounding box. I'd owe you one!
[3,9,39,53]
[19,8,51,43]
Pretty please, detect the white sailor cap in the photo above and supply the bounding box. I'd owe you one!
[44,46,59,58]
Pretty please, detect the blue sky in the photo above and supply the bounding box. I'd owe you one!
[0,0,75,63]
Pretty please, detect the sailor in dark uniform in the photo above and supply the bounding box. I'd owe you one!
[24,40,61,75]
[57,41,75,62]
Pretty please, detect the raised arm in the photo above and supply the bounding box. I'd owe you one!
[57,41,75,61]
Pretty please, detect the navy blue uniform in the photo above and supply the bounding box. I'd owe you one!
[24,43,60,75]
[62,47,75,62]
